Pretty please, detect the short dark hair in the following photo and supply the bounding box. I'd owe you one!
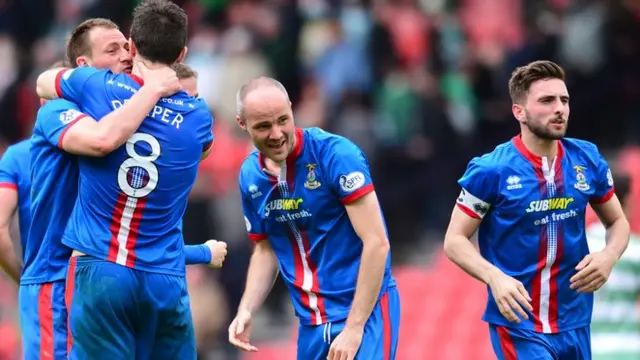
[130,0,187,65]
[67,18,119,68]
[171,63,197,80]
[613,171,632,206]
[508,60,565,104]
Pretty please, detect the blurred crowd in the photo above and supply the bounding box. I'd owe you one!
[1,0,640,358]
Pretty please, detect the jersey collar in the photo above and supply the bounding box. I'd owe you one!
[127,73,144,86]
[512,134,564,169]
[259,127,304,174]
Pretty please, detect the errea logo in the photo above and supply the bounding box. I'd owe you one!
[506,176,522,190]
[248,184,262,199]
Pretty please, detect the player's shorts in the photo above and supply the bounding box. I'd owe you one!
[19,281,69,360]
[489,324,591,360]
[66,256,196,360]
[297,285,400,360]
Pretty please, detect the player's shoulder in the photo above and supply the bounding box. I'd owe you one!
[238,150,261,190]
[560,137,602,159]
[5,139,31,159]
[466,139,516,174]
[38,98,80,114]
[304,127,360,154]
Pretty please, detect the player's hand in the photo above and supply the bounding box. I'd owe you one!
[570,250,617,293]
[328,325,364,360]
[488,270,533,323]
[204,240,227,268]
[228,309,258,352]
[135,61,182,97]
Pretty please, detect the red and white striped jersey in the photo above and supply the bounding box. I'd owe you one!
[240,127,395,326]
[456,135,615,333]
[55,66,214,275]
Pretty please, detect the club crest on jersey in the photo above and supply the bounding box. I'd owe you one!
[304,164,321,190]
[573,165,590,191]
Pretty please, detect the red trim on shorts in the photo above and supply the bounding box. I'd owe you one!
[496,326,518,360]
[38,283,55,360]
[65,257,77,355]
[380,291,392,360]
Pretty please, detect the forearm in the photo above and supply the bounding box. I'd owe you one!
[95,86,161,150]
[444,234,501,284]
[0,228,21,284]
[238,247,279,314]
[184,244,211,265]
[604,216,631,259]
[36,68,66,100]
[345,239,389,328]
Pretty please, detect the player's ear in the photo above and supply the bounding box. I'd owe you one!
[236,116,247,131]
[175,46,187,63]
[512,103,525,123]
[128,39,137,58]
[75,56,89,67]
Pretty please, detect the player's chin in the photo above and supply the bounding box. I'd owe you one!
[262,145,288,162]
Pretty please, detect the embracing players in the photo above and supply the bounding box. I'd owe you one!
[228,77,400,360]
[34,1,217,358]
[444,60,630,359]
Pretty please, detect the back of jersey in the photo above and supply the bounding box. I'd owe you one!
[55,67,213,275]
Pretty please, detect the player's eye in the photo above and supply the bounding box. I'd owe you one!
[278,117,288,124]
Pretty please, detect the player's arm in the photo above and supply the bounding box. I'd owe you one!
[591,194,630,260]
[59,84,168,157]
[444,160,532,323]
[238,240,279,314]
[343,191,390,329]
[36,67,67,100]
[0,151,23,284]
[323,137,388,329]
[0,187,22,284]
[184,240,227,267]
[443,205,501,284]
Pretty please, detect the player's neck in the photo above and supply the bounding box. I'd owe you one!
[131,57,170,77]
[263,157,284,177]
[521,131,558,159]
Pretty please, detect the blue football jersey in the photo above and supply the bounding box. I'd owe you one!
[26,99,88,284]
[0,140,31,254]
[54,67,214,276]
[456,135,615,334]
[240,127,395,325]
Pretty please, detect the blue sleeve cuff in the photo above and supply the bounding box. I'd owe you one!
[184,244,211,265]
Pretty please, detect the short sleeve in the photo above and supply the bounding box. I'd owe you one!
[0,147,19,190]
[456,157,499,219]
[55,66,103,103]
[197,107,214,154]
[37,102,89,149]
[590,150,615,204]
[240,182,266,242]
[325,137,374,204]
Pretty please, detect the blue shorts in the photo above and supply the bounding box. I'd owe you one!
[19,281,69,360]
[489,324,591,360]
[297,285,400,360]
[66,256,196,360]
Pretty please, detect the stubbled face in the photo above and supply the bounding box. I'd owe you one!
[514,78,570,140]
[180,76,198,97]
[84,27,132,74]
[238,87,295,163]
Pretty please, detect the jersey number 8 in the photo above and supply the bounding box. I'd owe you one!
[118,133,160,198]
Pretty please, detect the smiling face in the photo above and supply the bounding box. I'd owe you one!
[236,86,295,163]
[84,26,132,74]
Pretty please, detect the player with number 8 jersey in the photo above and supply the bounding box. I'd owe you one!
[53,65,213,274]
